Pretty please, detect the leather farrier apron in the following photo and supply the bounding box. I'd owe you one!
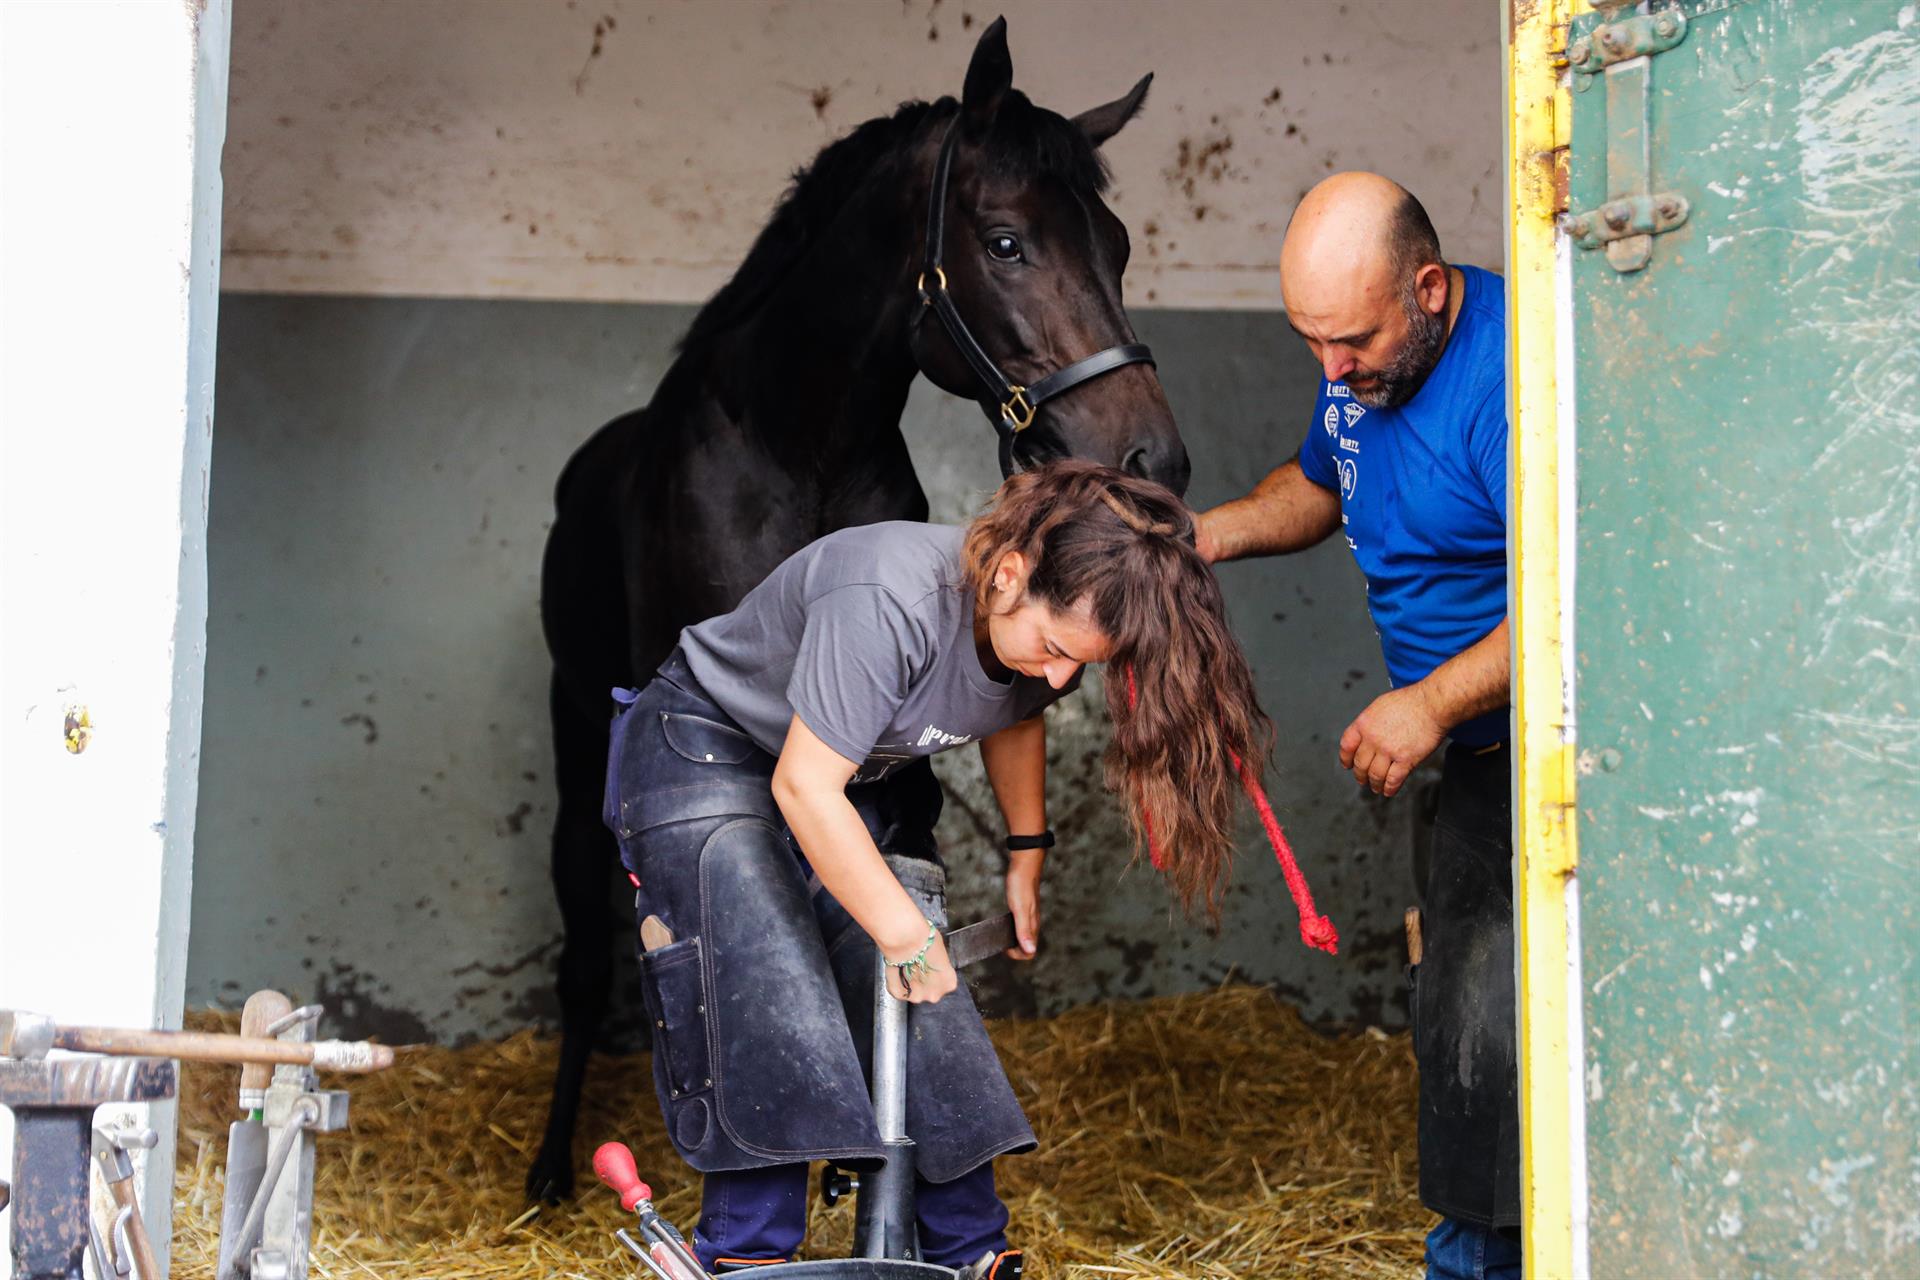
[1411,740,1522,1229]
[603,650,1035,1182]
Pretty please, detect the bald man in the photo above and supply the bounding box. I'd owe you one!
[1197,173,1519,1280]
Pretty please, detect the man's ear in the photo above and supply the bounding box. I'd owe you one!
[1414,261,1450,315]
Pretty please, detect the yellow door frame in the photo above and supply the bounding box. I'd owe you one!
[1505,0,1583,1276]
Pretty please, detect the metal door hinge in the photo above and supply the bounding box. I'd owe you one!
[1565,192,1689,251]
[1568,9,1687,76]
[1565,5,1691,273]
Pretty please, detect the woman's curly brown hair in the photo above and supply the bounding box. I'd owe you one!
[962,460,1274,920]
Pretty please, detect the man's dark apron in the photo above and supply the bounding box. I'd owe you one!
[1411,740,1521,1230]
[604,649,1035,1183]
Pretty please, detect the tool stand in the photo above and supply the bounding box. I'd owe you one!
[0,996,387,1280]
[853,948,927,1266]
[216,1004,352,1280]
[0,1055,175,1280]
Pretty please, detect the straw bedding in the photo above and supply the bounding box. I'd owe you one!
[172,985,1426,1279]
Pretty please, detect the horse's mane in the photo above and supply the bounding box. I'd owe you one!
[677,91,1110,357]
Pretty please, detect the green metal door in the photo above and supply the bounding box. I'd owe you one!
[1570,1,1918,1275]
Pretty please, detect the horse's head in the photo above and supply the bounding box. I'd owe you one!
[909,18,1190,496]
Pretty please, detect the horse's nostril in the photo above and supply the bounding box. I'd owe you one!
[1122,439,1192,497]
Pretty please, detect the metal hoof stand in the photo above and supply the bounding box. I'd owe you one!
[599,917,1022,1280]
[0,992,392,1280]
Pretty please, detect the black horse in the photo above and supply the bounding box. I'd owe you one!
[528,17,1188,1201]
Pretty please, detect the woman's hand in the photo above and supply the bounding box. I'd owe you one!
[1004,848,1044,961]
[883,927,956,1003]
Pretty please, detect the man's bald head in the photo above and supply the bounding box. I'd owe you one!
[1281,172,1443,314]
[1278,173,1450,409]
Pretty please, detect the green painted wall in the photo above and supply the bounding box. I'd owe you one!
[1572,1,1918,1273]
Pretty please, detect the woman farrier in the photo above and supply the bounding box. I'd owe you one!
[605,461,1272,1275]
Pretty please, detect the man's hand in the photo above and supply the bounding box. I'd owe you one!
[1004,848,1044,961]
[1194,515,1222,565]
[1339,684,1446,797]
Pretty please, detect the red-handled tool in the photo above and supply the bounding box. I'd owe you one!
[593,1142,652,1212]
[593,1143,709,1280]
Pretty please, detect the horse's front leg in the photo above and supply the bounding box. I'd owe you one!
[528,671,620,1202]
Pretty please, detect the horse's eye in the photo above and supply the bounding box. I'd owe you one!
[985,232,1023,262]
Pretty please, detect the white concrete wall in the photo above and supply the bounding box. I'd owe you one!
[1,1,230,1269]
[222,0,1503,307]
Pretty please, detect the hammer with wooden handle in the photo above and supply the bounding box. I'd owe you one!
[0,1009,394,1072]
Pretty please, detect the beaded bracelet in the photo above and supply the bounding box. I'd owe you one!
[887,919,941,996]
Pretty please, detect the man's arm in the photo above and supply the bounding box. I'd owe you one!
[1196,459,1343,563]
[1339,617,1510,797]
[1417,617,1511,730]
[978,716,1046,960]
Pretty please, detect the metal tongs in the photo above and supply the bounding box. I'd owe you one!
[594,1142,710,1280]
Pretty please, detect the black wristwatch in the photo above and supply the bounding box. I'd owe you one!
[1004,830,1055,853]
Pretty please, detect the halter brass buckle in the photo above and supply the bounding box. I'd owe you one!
[916,266,947,305]
[1000,386,1036,432]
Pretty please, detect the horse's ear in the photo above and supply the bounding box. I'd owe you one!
[1073,72,1153,147]
[962,16,1013,136]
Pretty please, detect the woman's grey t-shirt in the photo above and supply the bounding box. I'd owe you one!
[677,522,1072,782]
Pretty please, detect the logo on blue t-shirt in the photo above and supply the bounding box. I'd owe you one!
[1295,264,1510,745]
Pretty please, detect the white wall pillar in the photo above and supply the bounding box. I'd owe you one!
[0,0,230,1270]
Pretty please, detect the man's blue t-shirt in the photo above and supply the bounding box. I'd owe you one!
[1297,263,1509,746]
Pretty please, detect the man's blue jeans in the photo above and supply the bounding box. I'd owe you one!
[1425,1216,1522,1280]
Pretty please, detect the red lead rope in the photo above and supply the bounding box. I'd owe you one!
[1126,666,1339,955]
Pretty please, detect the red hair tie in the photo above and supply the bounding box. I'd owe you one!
[1125,666,1338,955]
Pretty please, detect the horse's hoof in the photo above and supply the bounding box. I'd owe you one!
[526,1154,574,1204]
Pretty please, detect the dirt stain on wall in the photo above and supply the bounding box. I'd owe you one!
[1167,131,1239,221]
[573,14,617,96]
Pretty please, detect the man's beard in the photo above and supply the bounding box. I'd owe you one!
[1349,286,1448,409]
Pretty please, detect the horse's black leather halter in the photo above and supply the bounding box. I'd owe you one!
[915,117,1156,478]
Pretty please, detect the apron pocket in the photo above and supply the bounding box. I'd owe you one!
[640,936,712,1100]
[662,712,758,765]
